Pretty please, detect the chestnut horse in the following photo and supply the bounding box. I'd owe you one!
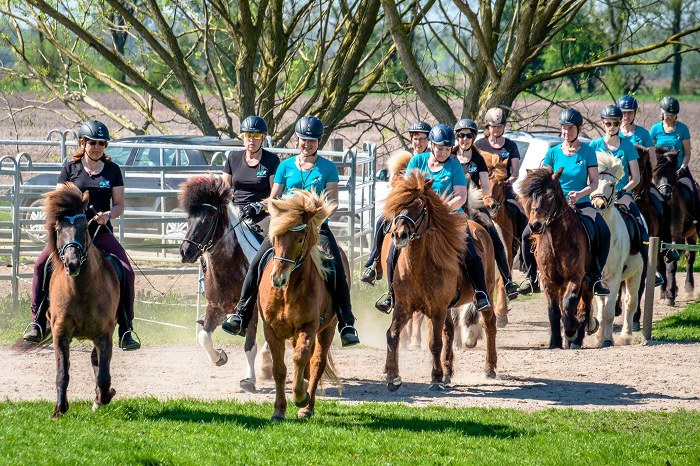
[653,149,698,305]
[383,171,497,391]
[259,190,343,420]
[179,175,271,392]
[519,168,598,349]
[42,184,120,418]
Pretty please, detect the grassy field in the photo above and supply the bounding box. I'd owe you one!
[652,302,700,342]
[0,399,698,465]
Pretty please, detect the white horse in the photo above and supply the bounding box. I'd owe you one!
[590,153,645,347]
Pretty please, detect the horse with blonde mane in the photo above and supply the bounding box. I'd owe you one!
[590,153,644,347]
[383,171,497,390]
[259,190,343,420]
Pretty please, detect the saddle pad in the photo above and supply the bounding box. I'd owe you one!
[575,206,596,253]
[615,205,642,256]
[228,203,264,263]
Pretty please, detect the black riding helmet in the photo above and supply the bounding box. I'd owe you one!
[558,108,583,127]
[454,118,478,135]
[408,121,431,134]
[241,115,267,133]
[295,115,324,140]
[660,96,680,115]
[78,120,110,142]
[600,105,623,120]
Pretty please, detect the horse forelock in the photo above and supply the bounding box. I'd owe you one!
[596,152,624,182]
[44,183,85,257]
[179,174,232,215]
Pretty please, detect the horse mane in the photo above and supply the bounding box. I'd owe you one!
[178,175,232,214]
[44,183,87,258]
[267,190,334,279]
[595,151,625,182]
[653,147,680,176]
[519,167,568,214]
[634,145,652,196]
[480,150,501,169]
[384,171,467,277]
[387,150,414,179]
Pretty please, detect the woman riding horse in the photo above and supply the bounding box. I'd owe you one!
[222,116,360,347]
[650,96,699,222]
[23,121,139,351]
[590,105,663,287]
[361,121,431,284]
[452,118,519,300]
[375,124,491,313]
[520,108,611,297]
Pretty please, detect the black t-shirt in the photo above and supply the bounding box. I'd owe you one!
[57,160,124,235]
[452,147,488,187]
[474,137,520,177]
[223,149,280,206]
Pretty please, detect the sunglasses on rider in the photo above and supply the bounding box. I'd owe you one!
[603,121,620,128]
[86,140,107,146]
[243,133,263,140]
[456,132,474,140]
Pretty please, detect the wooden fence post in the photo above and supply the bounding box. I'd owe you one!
[642,236,659,343]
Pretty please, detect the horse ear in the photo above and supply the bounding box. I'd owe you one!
[552,167,564,182]
[81,190,90,211]
[266,198,279,217]
[425,177,434,191]
[526,168,533,175]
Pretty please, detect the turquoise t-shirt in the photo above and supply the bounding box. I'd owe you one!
[405,152,467,197]
[650,121,691,166]
[589,137,639,190]
[619,125,653,148]
[273,155,340,196]
[542,143,598,204]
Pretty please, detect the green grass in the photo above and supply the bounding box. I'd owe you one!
[652,301,700,342]
[0,400,698,465]
[673,254,700,273]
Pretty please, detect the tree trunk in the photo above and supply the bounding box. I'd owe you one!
[669,0,683,94]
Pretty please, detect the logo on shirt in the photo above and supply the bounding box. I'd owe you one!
[576,159,584,165]
[500,151,509,160]
[468,166,478,172]
[99,180,111,188]
[311,176,322,184]
[256,168,267,178]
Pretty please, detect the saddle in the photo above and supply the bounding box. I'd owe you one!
[574,206,596,255]
[614,203,642,256]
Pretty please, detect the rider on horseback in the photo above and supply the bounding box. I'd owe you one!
[222,116,360,347]
[23,121,140,350]
[520,108,611,297]
[361,121,431,284]
[590,105,664,287]
[452,118,519,300]
[375,124,491,313]
[650,96,699,224]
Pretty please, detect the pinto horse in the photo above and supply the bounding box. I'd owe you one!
[653,149,698,305]
[519,168,598,349]
[383,171,497,390]
[590,153,644,347]
[259,190,343,420]
[40,184,120,418]
[179,175,271,391]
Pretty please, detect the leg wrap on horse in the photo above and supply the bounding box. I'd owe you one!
[365,214,387,268]
[238,236,272,329]
[320,224,354,329]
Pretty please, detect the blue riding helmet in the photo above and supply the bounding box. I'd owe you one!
[618,95,638,111]
[429,124,455,147]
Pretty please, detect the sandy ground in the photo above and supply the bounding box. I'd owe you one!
[2,269,700,411]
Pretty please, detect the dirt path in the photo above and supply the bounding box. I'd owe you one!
[3,270,700,411]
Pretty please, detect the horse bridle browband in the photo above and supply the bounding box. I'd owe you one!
[273,223,308,271]
[56,213,100,270]
[392,203,428,241]
[181,203,221,257]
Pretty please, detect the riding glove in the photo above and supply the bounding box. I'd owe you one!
[241,202,264,219]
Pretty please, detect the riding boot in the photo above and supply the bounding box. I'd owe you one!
[222,238,272,337]
[518,225,540,295]
[375,244,399,314]
[463,231,491,311]
[360,260,382,285]
[362,216,388,285]
[488,223,519,300]
[23,298,50,343]
[117,312,141,351]
[589,207,611,296]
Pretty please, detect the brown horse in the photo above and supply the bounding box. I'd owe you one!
[42,183,120,418]
[519,168,597,349]
[258,190,342,420]
[480,153,518,328]
[383,171,497,391]
[179,175,271,391]
[653,149,698,305]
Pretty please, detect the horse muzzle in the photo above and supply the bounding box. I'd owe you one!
[391,230,410,249]
[179,242,200,263]
[64,261,81,276]
[529,221,543,234]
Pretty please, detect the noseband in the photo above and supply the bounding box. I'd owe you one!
[181,203,221,258]
[273,223,308,271]
[590,171,616,208]
[392,204,428,241]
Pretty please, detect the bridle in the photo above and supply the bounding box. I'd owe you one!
[590,171,617,209]
[392,202,428,241]
[530,195,560,230]
[56,213,98,271]
[483,195,500,218]
[181,203,221,258]
[273,223,308,271]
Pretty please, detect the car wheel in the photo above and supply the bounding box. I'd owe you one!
[164,208,187,244]
[22,199,47,244]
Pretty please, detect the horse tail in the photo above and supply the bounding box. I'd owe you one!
[319,351,344,395]
[11,337,51,353]
[387,150,414,179]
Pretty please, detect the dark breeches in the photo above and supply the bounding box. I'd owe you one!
[474,209,512,282]
[365,214,388,267]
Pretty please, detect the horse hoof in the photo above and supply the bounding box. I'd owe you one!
[298,408,314,420]
[665,298,675,306]
[496,315,508,328]
[92,402,100,412]
[387,375,402,392]
[601,340,614,348]
[443,375,451,385]
[632,321,641,332]
[485,369,497,379]
[294,392,311,408]
[239,378,256,393]
[429,382,445,391]
[587,317,599,335]
[569,343,581,350]
[271,413,285,422]
[215,350,228,366]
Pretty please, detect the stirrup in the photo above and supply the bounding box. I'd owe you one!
[473,291,491,311]
[504,280,519,300]
[339,325,360,347]
[360,266,379,285]
[119,329,141,351]
[23,321,48,343]
[374,292,393,314]
[517,278,535,295]
[592,279,610,296]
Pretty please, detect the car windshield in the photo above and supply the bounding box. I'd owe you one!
[105,147,131,166]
